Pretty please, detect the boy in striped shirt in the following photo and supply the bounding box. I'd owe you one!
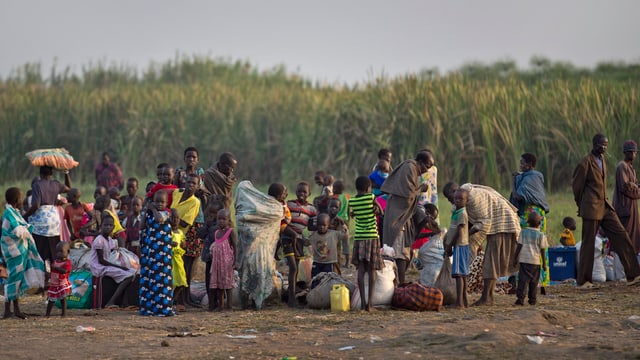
[349,176,384,311]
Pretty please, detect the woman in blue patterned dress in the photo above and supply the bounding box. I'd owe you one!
[139,191,175,316]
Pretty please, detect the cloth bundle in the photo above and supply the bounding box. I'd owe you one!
[391,282,443,311]
[25,148,79,170]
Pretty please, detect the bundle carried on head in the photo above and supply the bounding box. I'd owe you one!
[25,148,79,170]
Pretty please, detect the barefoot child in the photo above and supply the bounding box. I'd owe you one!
[199,200,223,310]
[170,209,188,312]
[513,212,548,306]
[139,191,175,316]
[444,188,470,309]
[209,209,236,311]
[333,180,351,267]
[269,183,300,307]
[287,181,318,283]
[46,242,72,317]
[348,176,384,311]
[327,197,348,273]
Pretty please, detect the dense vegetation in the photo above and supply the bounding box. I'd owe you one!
[1,56,639,191]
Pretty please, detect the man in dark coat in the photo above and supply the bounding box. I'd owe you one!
[572,134,640,288]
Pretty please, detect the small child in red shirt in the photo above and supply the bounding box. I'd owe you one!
[46,242,72,317]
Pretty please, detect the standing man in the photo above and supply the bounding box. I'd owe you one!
[380,149,434,284]
[202,152,237,210]
[443,182,521,306]
[613,140,640,254]
[572,134,640,288]
[95,152,124,191]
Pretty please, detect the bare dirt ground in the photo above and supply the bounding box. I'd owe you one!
[3,266,640,360]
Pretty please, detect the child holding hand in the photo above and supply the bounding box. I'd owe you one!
[46,242,72,317]
[209,209,236,311]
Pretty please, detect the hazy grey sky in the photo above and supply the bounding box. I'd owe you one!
[1,0,639,84]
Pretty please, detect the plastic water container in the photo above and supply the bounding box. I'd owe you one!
[330,284,350,312]
[548,247,577,281]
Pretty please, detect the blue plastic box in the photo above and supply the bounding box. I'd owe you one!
[548,246,576,281]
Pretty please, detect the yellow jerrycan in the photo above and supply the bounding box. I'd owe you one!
[330,284,350,312]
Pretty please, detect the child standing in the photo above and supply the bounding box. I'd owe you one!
[209,209,237,311]
[119,177,141,213]
[80,195,109,245]
[444,188,470,309]
[309,213,345,278]
[173,147,205,188]
[46,242,72,317]
[287,182,318,282]
[559,216,577,246]
[513,211,548,306]
[170,209,188,312]
[348,176,384,312]
[269,183,300,307]
[108,187,121,213]
[327,197,348,273]
[139,191,175,316]
[64,188,90,241]
[199,200,223,310]
[333,181,351,268]
[123,197,143,257]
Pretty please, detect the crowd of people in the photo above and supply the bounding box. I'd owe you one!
[2,133,640,319]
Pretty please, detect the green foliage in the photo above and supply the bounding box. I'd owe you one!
[1,56,639,193]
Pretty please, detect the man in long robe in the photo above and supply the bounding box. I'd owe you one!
[380,150,434,284]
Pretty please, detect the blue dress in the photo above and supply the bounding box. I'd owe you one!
[139,210,175,316]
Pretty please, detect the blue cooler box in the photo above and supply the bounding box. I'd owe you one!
[548,247,576,281]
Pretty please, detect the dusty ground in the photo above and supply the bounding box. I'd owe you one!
[3,266,640,360]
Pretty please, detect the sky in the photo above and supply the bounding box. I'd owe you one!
[1,0,639,84]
